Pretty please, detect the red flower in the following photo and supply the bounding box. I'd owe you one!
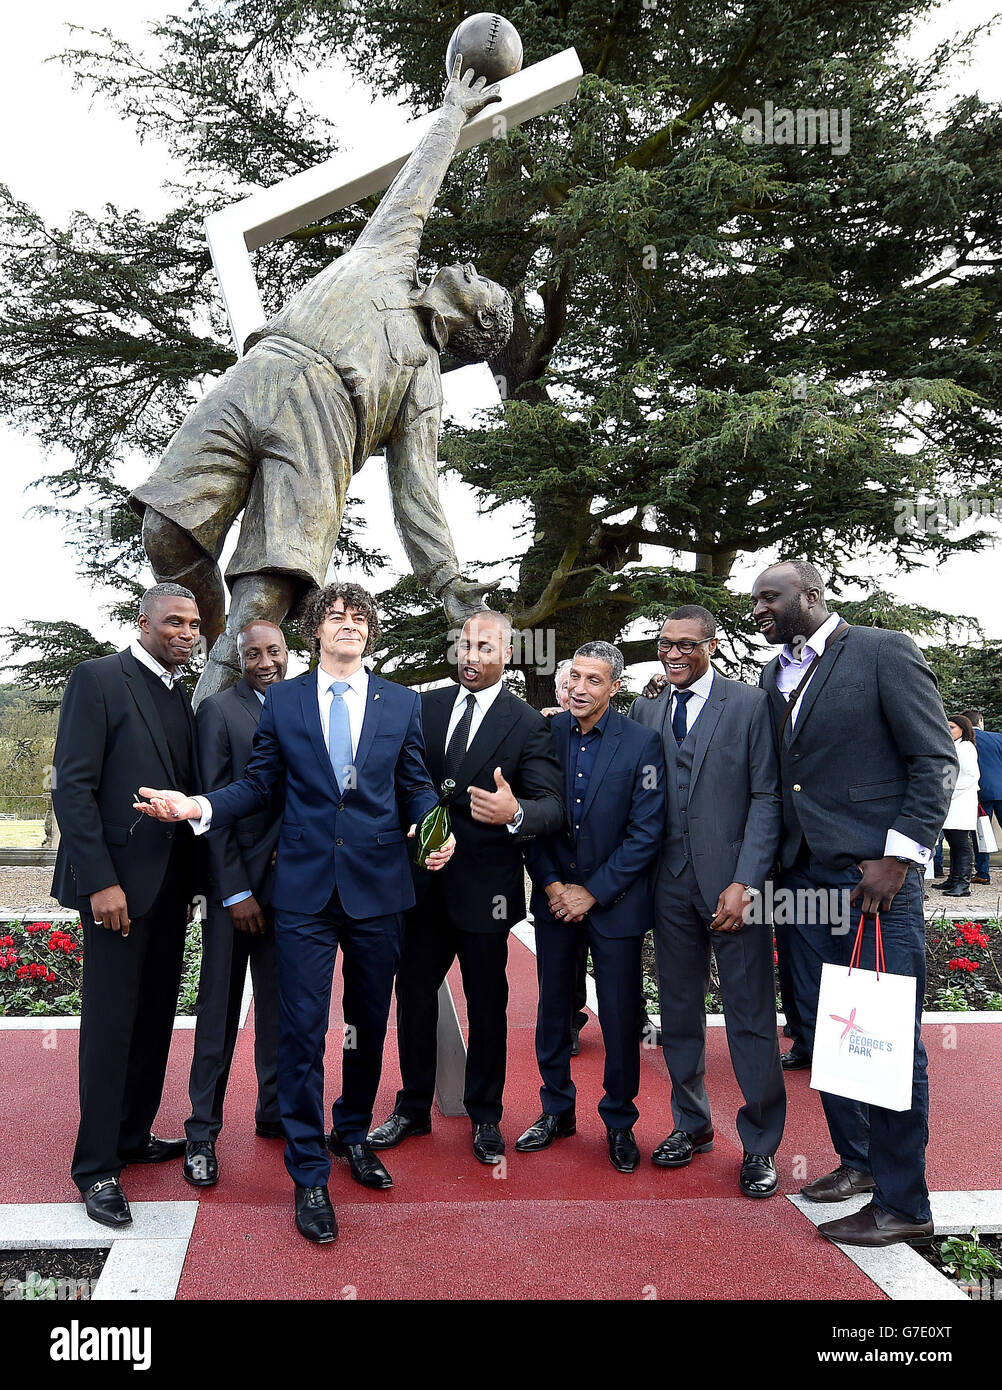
[955,922,990,949]
[0,955,8,970]
[45,971,57,984]
[948,957,981,973]
[16,966,29,979]
[0,935,13,948]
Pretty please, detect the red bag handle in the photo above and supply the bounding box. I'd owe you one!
[848,912,885,979]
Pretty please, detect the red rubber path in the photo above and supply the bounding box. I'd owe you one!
[4,936,1000,1299]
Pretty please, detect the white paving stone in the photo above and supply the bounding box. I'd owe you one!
[789,1190,1002,1301]
[0,1201,198,1301]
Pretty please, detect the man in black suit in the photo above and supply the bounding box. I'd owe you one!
[51,584,204,1228]
[754,560,957,1247]
[630,606,785,1197]
[183,621,288,1188]
[369,611,564,1164]
[520,642,665,1172]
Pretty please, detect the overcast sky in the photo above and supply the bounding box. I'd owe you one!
[2,1,1000,688]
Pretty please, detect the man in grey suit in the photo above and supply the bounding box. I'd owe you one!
[183,621,288,1186]
[754,560,957,1248]
[630,605,785,1198]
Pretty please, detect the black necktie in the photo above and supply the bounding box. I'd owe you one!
[672,689,694,745]
[443,692,475,783]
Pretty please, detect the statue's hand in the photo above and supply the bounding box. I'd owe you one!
[443,55,502,119]
[440,577,491,627]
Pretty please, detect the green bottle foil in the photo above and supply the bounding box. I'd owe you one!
[412,779,456,867]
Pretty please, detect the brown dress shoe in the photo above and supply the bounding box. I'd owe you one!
[818,1200,933,1248]
[800,1164,876,1202]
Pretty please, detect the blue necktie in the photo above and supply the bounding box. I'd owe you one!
[328,680,353,790]
[672,689,693,745]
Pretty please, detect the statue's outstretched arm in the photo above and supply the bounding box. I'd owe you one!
[353,60,501,271]
[385,400,489,626]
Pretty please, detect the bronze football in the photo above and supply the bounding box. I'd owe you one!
[446,13,523,86]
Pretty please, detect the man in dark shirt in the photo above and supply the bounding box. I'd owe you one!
[51,585,204,1228]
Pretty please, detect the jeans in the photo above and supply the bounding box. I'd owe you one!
[778,857,930,1224]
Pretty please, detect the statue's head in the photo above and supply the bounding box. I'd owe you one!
[423,262,513,363]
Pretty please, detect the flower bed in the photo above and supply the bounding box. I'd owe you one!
[0,918,202,1017]
[640,917,1002,1016]
[915,1230,1002,1302]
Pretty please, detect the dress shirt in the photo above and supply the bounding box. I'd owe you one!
[538,705,611,891]
[568,705,611,838]
[669,667,714,737]
[444,679,523,832]
[317,664,367,759]
[445,678,505,749]
[193,665,369,836]
[130,638,182,688]
[775,611,843,716]
[776,612,929,865]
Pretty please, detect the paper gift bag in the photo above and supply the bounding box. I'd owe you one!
[810,913,916,1113]
[976,811,998,855]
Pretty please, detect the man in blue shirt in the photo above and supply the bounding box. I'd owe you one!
[521,641,665,1173]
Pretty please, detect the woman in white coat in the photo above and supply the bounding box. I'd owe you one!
[937,714,980,897]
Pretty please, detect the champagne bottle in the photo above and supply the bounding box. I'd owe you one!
[412,780,456,867]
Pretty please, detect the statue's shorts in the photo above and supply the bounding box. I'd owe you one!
[130,335,358,590]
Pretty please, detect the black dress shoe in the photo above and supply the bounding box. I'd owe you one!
[183,1139,219,1187]
[606,1127,640,1173]
[120,1133,187,1164]
[800,1164,877,1202]
[651,1127,714,1167]
[781,1048,811,1071]
[294,1184,337,1243]
[570,1027,581,1056]
[941,883,972,896]
[82,1178,132,1228]
[327,1133,393,1189]
[255,1120,284,1139]
[740,1151,778,1198]
[515,1111,576,1152]
[472,1122,505,1164]
[367,1112,432,1150]
[818,1199,933,1248]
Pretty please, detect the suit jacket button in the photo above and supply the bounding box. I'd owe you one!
[337,803,345,812]
[569,861,576,870]
[336,838,344,847]
[793,783,802,792]
[166,830,173,840]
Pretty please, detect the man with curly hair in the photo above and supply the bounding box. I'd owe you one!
[131,61,513,705]
[133,581,454,1245]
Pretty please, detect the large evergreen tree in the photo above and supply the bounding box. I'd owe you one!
[2,0,1000,702]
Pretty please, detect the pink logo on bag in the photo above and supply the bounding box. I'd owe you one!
[830,1007,868,1050]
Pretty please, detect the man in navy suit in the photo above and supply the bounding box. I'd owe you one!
[519,641,665,1173]
[959,709,1002,883]
[135,582,454,1244]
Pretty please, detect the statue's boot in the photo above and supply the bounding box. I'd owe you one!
[193,634,242,708]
